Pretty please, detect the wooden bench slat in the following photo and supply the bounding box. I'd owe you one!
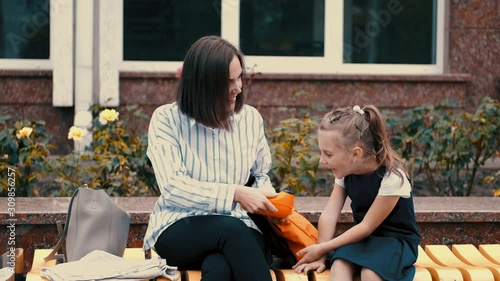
[425,245,494,281]
[273,269,309,281]
[453,244,499,266]
[283,267,431,281]
[415,245,464,281]
[26,249,56,281]
[183,270,201,281]
[183,269,279,281]
[479,245,500,265]
[452,244,500,281]
[414,267,433,281]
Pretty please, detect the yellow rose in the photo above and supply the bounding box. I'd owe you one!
[483,176,494,184]
[68,126,87,142]
[16,127,33,139]
[99,109,119,125]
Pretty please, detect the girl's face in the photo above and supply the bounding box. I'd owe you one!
[317,130,355,179]
[228,56,243,112]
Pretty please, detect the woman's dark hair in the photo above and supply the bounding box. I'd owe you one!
[177,36,245,130]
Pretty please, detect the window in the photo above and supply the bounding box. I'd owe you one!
[113,0,445,75]
[343,0,437,64]
[0,0,74,106]
[240,0,324,57]
[0,0,50,59]
[123,0,221,61]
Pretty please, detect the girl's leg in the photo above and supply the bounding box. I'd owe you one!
[360,267,383,281]
[154,215,272,281]
[330,259,357,281]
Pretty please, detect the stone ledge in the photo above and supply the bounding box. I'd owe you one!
[6,196,499,225]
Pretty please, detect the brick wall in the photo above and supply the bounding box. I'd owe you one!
[1,0,498,154]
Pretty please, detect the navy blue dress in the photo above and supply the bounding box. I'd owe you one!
[328,167,421,281]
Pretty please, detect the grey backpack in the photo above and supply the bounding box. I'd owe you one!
[44,185,130,262]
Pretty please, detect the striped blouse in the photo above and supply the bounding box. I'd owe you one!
[143,102,275,251]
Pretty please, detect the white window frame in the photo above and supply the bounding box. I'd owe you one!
[100,0,447,103]
[231,0,446,75]
[0,0,74,106]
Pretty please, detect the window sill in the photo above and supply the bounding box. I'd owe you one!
[119,71,472,83]
[250,73,473,83]
[0,70,52,77]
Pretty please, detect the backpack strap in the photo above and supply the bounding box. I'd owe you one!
[44,185,87,262]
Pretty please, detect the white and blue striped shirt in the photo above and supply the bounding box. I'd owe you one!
[143,103,275,251]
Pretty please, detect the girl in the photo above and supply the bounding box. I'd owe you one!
[293,105,421,281]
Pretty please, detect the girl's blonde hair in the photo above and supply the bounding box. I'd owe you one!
[319,105,408,181]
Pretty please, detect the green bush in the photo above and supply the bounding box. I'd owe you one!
[265,95,332,196]
[0,105,158,197]
[0,114,53,196]
[267,116,331,196]
[268,97,499,197]
[1,97,498,197]
[49,104,158,196]
[385,97,499,196]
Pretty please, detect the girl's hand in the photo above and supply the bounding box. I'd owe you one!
[292,258,327,274]
[293,243,328,268]
[267,216,288,225]
[234,186,278,214]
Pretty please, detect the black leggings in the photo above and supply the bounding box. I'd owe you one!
[154,215,273,281]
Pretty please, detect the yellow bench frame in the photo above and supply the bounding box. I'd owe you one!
[28,245,500,281]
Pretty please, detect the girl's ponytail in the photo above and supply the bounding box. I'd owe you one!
[363,105,408,181]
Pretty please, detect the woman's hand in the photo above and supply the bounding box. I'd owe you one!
[234,186,278,214]
[293,243,328,268]
[292,257,327,274]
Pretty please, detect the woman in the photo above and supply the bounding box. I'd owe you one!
[143,36,278,281]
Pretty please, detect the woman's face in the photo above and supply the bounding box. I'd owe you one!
[228,56,243,112]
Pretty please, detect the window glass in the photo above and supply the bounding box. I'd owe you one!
[123,0,221,61]
[240,0,324,57]
[0,0,50,59]
[343,0,436,64]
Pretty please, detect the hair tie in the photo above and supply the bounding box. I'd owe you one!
[353,105,365,115]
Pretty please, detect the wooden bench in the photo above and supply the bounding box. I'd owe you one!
[5,196,499,274]
[27,244,500,281]
[26,248,278,281]
[305,244,500,281]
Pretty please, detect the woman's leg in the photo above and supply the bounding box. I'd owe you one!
[201,253,233,281]
[154,215,272,281]
[330,259,357,281]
